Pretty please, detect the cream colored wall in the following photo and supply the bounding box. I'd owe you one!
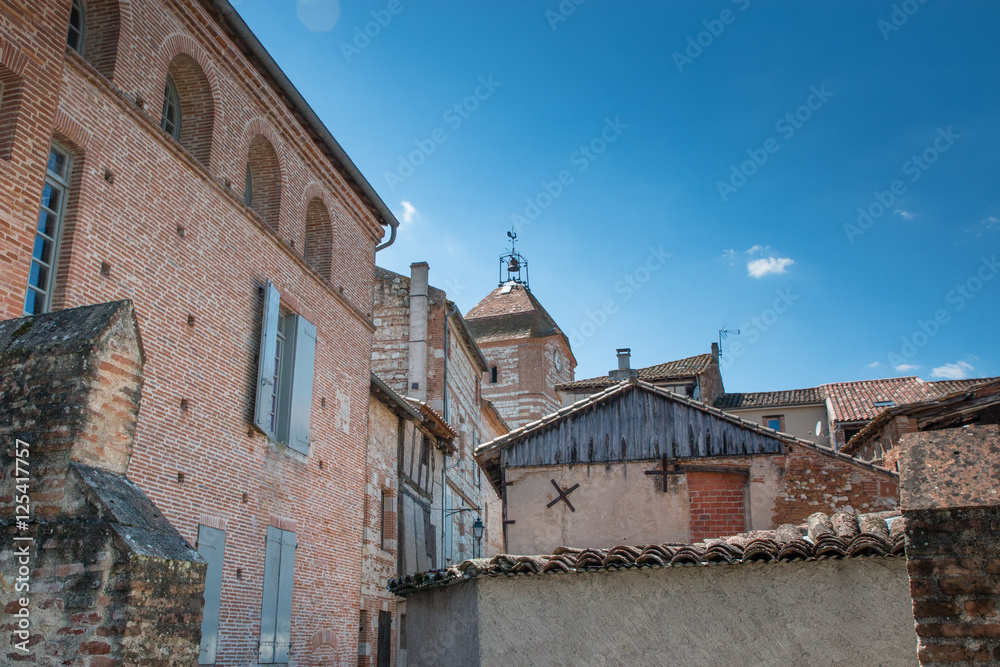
[505,461,692,553]
[504,456,791,553]
[725,403,830,446]
[403,557,917,666]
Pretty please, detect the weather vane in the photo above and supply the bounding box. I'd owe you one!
[498,229,529,289]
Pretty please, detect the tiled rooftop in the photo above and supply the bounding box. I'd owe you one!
[464,282,568,345]
[714,376,1000,423]
[556,353,714,391]
[389,510,904,595]
[713,387,824,409]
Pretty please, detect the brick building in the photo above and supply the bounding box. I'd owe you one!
[371,263,507,570]
[0,0,397,663]
[465,268,576,430]
[475,379,899,553]
[842,377,1000,471]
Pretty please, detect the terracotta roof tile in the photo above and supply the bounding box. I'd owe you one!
[713,387,824,409]
[464,282,568,346]
[556,353,714,391]
[714,376,1000,423]
[389,510,904,595]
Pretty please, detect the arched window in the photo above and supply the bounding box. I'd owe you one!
[246,134,282,230]
[160,75,180,140]
[161,54,215,165]
[67,0,85,53]
[490,366,498,384]
[304,197,333,279]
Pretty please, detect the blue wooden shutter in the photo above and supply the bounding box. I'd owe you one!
[258,526,282,663]
[197,526,226,665]
[286,315,316,454]
[273,530,297,663]
[254,281,281,438]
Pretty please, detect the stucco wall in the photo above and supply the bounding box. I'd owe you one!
[504,447,897,552]
[505,461,692,553]
[725,404,830,447]
[404,558,917,666]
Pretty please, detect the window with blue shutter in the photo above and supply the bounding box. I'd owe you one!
[259,527,296,664]
[253,281,316,454]
[197,526,226,665]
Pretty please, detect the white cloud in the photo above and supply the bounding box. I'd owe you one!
[401,201,417,223]
[866,361,881,368]
[747,257,794,278]
[894,209,914,220]
[930,361,974,380]
[894,363,920,372]
[744,244,766,255]
[723,249,736,265]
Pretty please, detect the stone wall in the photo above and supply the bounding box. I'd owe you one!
[0,302,206,665]
[899,425,1000,664]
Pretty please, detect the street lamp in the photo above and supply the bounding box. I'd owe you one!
[472,517,484,557]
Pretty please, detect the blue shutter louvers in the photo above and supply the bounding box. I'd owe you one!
[286,316,316,455]
[197,526,226,665]
[254,281,281,438]
[259,526,297,664]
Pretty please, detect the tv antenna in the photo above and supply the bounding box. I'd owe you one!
[718,325,740,358]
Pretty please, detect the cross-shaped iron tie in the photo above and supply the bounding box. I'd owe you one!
[546,479,580,512]
[644,454,683,493]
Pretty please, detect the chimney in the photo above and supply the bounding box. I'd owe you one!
[408,262,429,401]
[711,342,720,364]
[609,348,638,382]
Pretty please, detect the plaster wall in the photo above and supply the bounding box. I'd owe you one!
[505,461,692,553]
[404,557,917,666]
[723,404,831,447]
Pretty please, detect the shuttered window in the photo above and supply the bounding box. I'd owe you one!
[253,280,316,454]
[197,526,226,665]
[259,527,296,664]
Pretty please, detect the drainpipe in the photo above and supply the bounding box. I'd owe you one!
[441,301,460,565]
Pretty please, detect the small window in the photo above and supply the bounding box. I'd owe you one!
[243,162,253,206]
[763,415,785,432]
[489,366,498,384]
[380,490,393,551]
[160,75,181,140]
[67,0,85,53]
[259,527,296,664]
[24,144,71,316]
[253,281,317,454]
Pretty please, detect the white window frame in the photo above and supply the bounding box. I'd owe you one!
[24,144,71,316]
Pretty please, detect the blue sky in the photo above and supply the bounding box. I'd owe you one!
[234,0,1000,391]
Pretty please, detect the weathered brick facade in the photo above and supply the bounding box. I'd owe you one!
[0,301,206,665]
[465,281,576,430]
[687,471,747,542]
[372,264,505,568]
[0,1,395,663]
[899,425,1000,665]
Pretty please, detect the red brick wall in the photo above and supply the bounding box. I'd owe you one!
[770,443,899,526]
[687,471,746,542]
[0,0,387,663]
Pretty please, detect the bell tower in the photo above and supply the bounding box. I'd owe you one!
[464,233,576,429]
